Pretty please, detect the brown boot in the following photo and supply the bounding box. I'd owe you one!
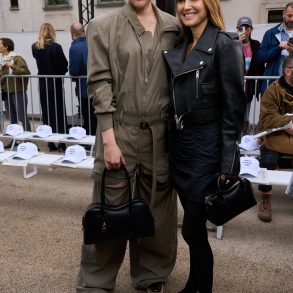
[258,193,272,222]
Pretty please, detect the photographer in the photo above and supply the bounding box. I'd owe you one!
[236,16,264,134]
[258,2,293,94]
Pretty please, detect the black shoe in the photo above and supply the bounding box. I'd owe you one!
[48,142,58,152]
[57,143,66,152]
[147,282,164,293]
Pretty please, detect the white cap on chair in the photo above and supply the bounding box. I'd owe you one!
[68,126,86,140]
[239,135,259,151]
[4,124,24,136]
[35,125,52,138]
[13,142,38,160]
[61,144,86,164]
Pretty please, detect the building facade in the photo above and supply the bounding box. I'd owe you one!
[0,0,289,33]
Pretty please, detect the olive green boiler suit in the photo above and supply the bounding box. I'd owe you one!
[76,3,180,292]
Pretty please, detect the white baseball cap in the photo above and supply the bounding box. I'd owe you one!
[0,141,4,153]
[61,144,86,164]
[68,126,86,140]
[239,156,260,177]
[14,142,38,160]
[4,124,24,136]
[239,135,259,151]
[35,125,52,138]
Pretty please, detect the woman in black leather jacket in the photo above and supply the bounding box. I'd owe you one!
[163,1,246,292]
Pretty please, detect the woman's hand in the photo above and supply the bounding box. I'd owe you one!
[219,174,227,186]
[102,128,126,170]
[3,61,13,68]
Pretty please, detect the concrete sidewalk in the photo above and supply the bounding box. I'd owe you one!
[0,164,292,293]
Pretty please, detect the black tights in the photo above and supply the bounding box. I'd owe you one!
[180,199,213,293]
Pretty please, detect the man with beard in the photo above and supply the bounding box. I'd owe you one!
[257,55,293,222]
[258,2,293,94]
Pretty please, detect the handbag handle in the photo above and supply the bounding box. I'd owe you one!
[215,175,242,200]
[100,165,132,213]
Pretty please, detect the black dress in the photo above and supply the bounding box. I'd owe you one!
[169,119,221,203]
[32,42,68,133]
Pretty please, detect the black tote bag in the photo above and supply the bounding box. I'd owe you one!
[206,176,257,226]
[82,165,155,244]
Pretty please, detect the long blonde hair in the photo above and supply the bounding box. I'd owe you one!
[177,0,225,36]
[35,23,56,49]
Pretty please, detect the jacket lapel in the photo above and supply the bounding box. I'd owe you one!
[164,23,218,77]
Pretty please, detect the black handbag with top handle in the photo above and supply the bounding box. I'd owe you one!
[206,175,256,226]
[82,165,155,244]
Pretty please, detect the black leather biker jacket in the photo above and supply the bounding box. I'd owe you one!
[163,23,246,175]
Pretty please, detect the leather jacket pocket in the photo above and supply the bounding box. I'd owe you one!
[201,82,219,96]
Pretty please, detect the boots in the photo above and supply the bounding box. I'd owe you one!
[258,192,272,222]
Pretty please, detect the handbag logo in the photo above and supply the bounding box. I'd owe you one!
[102,221,107,233]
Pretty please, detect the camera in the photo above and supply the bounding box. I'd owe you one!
[288,37,293,44]
[238,26,245,38]
[239,26,245,33]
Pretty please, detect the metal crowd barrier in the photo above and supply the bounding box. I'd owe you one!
[244,76,279,133]
[0,75,280,134]
[0,74,96,135]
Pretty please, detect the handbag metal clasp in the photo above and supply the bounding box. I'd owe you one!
[102,221,107,233]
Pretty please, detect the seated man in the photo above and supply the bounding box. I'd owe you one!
[257,55,293,222]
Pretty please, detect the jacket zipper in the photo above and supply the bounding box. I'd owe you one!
[171,77,183,130]
[171,66,204,129]
[196,69,200,99]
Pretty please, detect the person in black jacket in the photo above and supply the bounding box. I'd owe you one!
[32,23,68,151]
[163,1,246,292]
[237,16,264,134]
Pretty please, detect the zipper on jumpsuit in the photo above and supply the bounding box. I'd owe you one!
[144,37,162,84]
[172,66,204,130]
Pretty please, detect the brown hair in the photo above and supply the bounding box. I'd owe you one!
[0,37,14,52]
[282,55,293,71]
[35,23,56,49]
[176,0,225,36]
[286,2,293,9]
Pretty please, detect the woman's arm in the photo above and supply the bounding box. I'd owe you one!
[87,19,124,169]
[218,36,246,175]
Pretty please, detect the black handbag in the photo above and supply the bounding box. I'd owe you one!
[82,165,155,244]
[206,176,257,226]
